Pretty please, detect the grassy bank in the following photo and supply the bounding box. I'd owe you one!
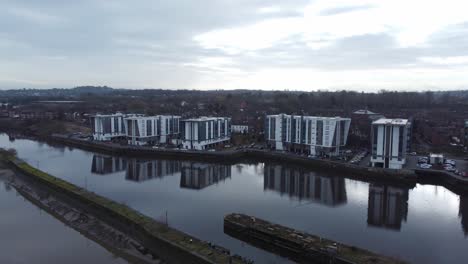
[6,155,246,264]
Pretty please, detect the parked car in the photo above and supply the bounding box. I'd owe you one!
[444,159,456,166]
[420,164,432,169]
[445,166,456,172]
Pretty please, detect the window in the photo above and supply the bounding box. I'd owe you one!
[316,120,323,145]
[270,118,276,140]
[147,120,152,136]
[103,117,112,134]
[114,117,119,133]
[127,120,133,136]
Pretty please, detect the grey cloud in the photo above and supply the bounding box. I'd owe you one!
[1,0,468,90]
[0,0,310,88]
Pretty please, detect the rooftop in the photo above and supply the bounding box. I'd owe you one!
[372,118,409,126]
[125,115,181,120]
[353,109,377,115]
[267,113,349,120]
[183,116,230,122]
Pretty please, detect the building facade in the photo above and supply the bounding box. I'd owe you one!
[91,113,127,141]
[264,114,351,156]
[126,115,180,146]
[370,118,411,169]
[181,117,231,150]
[231,125,249,134]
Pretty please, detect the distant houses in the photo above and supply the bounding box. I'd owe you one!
[231,125,249,134]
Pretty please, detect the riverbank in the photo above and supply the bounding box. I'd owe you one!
[49,134,468,192]
[49,134,417,184]
[0,167,161,264]
[224,213,407,264]
[3,155,248,264]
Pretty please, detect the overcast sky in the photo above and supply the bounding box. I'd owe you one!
[1,0,468,91]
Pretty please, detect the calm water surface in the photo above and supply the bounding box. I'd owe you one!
[1,134,467,264]
[0,169,127,263]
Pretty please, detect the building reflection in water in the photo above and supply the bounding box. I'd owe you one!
[263,164,347,207]
[91,155,127,175]
[126,159,181,182]
[91,155,181,182]
[180,162,231,190]
[460,194,468,236]
[367,183,409,230]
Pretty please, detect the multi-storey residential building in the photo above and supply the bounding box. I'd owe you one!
[181,117,231,150]
[264,114,351,156]
[180,162,231,189]
[370,118,411,169]
[126,115,181,146]
[263,164,347,206]
[91,113,128,141]
[159,115,181,144]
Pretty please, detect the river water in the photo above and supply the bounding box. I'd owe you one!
[1,133,467,264]
[0,168,127,263]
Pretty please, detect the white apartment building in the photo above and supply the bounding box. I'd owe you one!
[265,114,351,156]
[125,115,180,146]
[231,125,249,134]
[159,115,181,144]
[91,113,128,141]
[181,117,231,150]
[370,118,411,169]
